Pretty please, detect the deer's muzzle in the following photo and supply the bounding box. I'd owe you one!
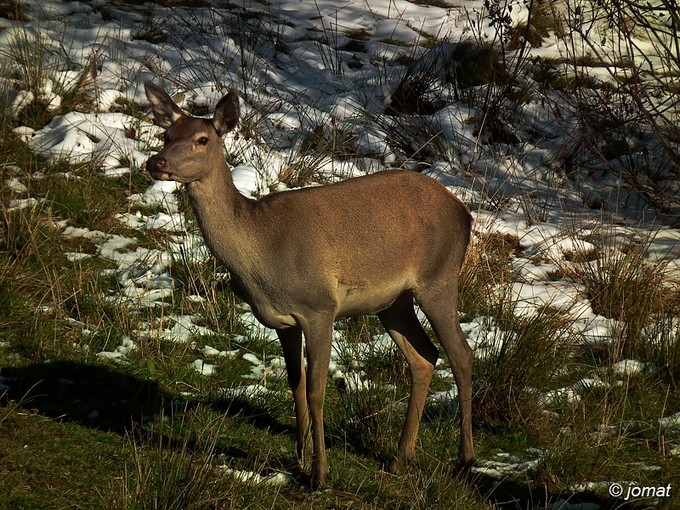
[146,154,172,180]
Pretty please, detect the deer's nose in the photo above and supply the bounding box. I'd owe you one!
[146,154,167,172]
[145,154,173,180]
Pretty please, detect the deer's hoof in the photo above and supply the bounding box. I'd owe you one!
[310,464,330,491]
[310,476,329,492]
[457,453,476,470]
[453,455,477,479]
[384,456,406,475]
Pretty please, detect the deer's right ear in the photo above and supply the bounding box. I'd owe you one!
[212,89,240,136]
[145,81,184,128]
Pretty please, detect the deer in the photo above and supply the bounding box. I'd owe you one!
[143,81,475,490]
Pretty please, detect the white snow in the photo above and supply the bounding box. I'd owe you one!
[471,450,543,478]
[190,359,216,376]
[6,197,41,211]
[96,336,136,364]
[659,412,680,434]
[611,359,653,377]
[219,467,294,487]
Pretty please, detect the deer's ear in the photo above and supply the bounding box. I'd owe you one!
[145,81,184,128]
[213,89,240,136]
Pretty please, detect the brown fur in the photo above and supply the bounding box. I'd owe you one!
[144,81,475,489]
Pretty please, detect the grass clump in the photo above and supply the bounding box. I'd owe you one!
[326,317,410,462]
[506,0,564,50]
[0,28,97,129]
[386,40,503,116]
[0,0,28,21]
[458,231,520,320]
[0,406,124,510]
[110,413,232,510]
[562,237,674,361]
[473,300,578,432]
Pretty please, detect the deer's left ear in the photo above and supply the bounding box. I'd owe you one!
[145,81,184,128]
[213,89,240,136]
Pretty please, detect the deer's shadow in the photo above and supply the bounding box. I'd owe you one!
[0,361,292,464]
[1,360,167,433]
[466,468,636,510]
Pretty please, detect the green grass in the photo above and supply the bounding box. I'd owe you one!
[0,408,124,510]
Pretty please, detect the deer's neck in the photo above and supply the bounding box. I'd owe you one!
[185,160,259,274]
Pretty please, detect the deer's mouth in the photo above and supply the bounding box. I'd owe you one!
[148,170,173,181]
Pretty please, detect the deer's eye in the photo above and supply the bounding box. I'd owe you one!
[196,136,209,146]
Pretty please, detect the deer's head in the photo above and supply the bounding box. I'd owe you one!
[144,81,239,183]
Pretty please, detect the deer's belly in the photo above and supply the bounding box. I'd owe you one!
[335,278,408,319]
[249,304,298,330]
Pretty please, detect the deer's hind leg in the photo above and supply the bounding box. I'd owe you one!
[377,292,438,474]
[415,284,475,469]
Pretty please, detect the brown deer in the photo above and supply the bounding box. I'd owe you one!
[144,81,475,489]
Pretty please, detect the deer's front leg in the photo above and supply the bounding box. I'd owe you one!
[278,328,310,469]
[300,317,333,490]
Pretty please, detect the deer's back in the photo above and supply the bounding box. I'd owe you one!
[254,169,470,272]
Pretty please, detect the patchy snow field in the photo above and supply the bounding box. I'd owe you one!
[1,0,679,504]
